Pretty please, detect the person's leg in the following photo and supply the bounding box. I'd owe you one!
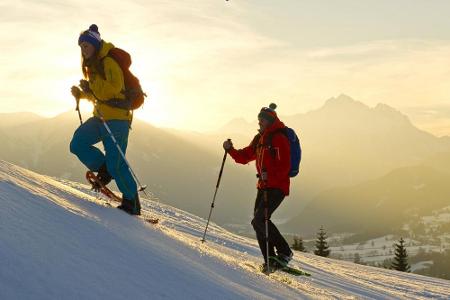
[100,120,138,204]
[265,189,292,258]
[252,190,276,263]
[69,117,105,171]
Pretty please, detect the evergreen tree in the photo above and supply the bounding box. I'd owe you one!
[354,253,361,264]
[391,237,411,272]
[292,236,306,252]
[314,226,330,257]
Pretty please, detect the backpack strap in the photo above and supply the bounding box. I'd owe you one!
[251,133,261,151]
[266,127,288,158]
[97,55,112,80]
[101,54,127,93]
[95,53,131,110]
[100,51,146,111]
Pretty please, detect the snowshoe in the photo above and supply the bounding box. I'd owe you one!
[268,256,311,277]
[86,171,121,202]
[97,163,112,186]
[259,260,282,275]
[89,164,112,192]
[86,171,158,223]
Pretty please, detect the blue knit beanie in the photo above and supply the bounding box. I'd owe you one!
[78,24,102,50]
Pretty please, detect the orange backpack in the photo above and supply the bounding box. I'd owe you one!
[103,48,146,110]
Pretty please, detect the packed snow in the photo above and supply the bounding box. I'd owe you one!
[0,161,449,299]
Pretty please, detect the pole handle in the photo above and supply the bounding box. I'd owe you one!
[225,138,231,152]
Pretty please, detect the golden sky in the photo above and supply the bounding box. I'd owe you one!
[1,0,450,135]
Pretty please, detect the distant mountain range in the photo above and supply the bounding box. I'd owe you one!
[285,95,450,192]
[0,112,43,128]
[1,95,449,234]
[0,111,256,224]
[283,163,450,236]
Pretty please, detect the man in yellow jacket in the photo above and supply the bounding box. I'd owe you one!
[70,24,140,215]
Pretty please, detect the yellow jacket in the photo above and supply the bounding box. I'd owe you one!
[81,41,131,121]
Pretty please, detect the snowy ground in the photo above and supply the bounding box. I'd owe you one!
[0,161,449,299]
[327,206,450,265]
[329,235,442,264]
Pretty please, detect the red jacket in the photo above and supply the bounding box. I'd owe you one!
[228,118,291,196]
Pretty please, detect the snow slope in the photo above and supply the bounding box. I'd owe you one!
[0,161,449,299]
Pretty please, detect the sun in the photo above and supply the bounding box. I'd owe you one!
[78,100,93,113]
[132,81,171,128]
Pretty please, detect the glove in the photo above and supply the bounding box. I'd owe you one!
[79,79,91,93]
[71,86,81,99]
[223,139,233,151]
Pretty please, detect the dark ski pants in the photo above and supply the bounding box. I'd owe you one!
[252,188,291,263]
[70,117,137,200]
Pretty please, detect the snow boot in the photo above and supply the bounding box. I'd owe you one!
[117,194,141,215]
[273,251,293,267]
[97,163,112,186]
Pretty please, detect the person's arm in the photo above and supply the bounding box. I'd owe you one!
[227,140,257,164]
[228,146,256,164]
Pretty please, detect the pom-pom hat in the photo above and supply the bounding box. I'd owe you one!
[258,103,278,123]
[78,24,102,51]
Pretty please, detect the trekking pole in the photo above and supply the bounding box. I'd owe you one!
[94,104,148,196]
[201,139,230,243]
[75,96,83,125]
[263,178,270,273]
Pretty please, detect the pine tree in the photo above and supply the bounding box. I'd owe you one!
[391,237,411,272]
[314,226,330,257]
[292,236,306,252]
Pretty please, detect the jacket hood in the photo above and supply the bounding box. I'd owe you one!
[263,117,285,135]
[97,41,115,59]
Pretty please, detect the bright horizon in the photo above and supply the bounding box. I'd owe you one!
[2,0,450,135]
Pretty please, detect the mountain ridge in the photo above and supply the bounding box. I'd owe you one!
[1,95,450,230]
[284,164,450,236]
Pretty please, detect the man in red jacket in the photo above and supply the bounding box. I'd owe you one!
[223,103,293,271]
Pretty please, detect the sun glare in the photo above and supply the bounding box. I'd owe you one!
[78,100,93,113]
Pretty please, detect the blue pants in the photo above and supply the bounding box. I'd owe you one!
[70,117,137,200]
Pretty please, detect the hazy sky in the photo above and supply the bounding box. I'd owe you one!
[2,0,450,135]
